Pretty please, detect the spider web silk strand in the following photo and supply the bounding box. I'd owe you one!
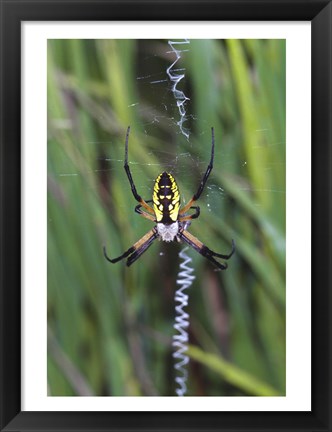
[167,39,190,139]
[173,247,195,396]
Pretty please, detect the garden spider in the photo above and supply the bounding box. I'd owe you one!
[103,126,235,270]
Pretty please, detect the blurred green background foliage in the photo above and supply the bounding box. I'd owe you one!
[47,39,286,396]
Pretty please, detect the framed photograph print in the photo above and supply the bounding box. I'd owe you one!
[1,0,331,431]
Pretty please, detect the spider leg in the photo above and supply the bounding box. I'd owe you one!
[179,230,235,270]
[178,206,200,222]
[104,228,158,266]
[103,245,134,264]
[123,126,153,213]
[126,232,158,266]
[179,127,215,215]
[213,239,236,260]
[135,204,156,222]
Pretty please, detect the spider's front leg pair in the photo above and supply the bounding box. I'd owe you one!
[178,227,235,270]
[103,227,158,266]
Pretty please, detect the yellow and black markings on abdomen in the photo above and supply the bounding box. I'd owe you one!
[153,172,180,223]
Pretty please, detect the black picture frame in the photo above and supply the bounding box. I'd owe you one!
[1,1,331,431]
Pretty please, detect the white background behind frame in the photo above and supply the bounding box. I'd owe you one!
[22,22,311,411]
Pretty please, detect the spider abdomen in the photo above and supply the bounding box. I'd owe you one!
[153,172,180,223]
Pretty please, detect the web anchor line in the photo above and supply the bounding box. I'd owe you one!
[173,247,195,396]
[166,39,191,139]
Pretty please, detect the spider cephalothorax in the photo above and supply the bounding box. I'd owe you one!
[103,126,235,269]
